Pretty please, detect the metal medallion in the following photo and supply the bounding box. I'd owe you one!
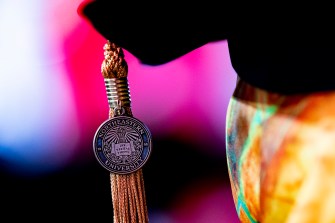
[93,116,152,174]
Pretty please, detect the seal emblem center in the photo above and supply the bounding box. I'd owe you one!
[93,116,152,174]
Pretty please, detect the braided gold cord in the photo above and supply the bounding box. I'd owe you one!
[103,40,149,223]
[102,41,128,79]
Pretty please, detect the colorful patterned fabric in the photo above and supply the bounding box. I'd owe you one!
[226,79,335,223]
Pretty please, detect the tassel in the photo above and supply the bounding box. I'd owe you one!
[93,40,151,223]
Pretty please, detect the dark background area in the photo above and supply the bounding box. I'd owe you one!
[0,137,236,222]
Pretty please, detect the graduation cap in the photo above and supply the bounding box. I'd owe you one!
[79,1,335,95]
[78,0,229,65]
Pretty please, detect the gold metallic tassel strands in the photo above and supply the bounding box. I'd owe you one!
[93,41,152,223]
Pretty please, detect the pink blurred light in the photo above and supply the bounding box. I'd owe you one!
[124,41,237,155]
[65,1,237,160]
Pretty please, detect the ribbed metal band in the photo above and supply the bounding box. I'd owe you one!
[104,78,131,109]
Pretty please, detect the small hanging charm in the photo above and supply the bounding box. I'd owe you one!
[93,40,152,223]
[93,114,152,175]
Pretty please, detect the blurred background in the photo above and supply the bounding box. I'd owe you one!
[0,0,239,222]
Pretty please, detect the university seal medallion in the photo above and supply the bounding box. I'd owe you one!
[93,116,152,174]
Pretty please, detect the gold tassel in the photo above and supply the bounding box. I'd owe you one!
[110,171,148,223]
[94,40,150,223]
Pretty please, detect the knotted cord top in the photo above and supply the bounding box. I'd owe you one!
[101,41,128,79]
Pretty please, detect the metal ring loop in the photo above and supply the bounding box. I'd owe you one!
[114,106,125,116]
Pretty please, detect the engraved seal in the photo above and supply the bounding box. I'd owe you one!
[93,116,152,174]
